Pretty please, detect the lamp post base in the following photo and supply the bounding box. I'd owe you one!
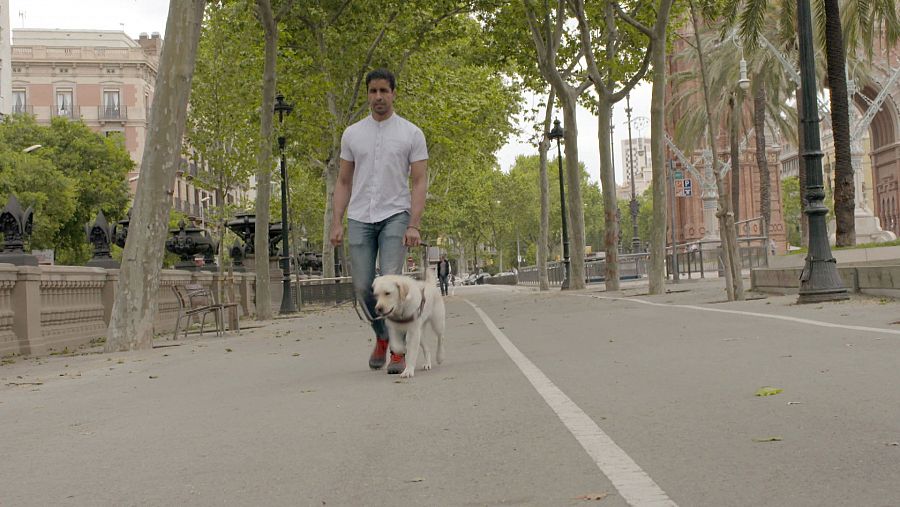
[560,260,571,290]
[797,258,849,304]
[279,258,297,314]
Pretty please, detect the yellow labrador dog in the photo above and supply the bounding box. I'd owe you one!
[372,269,446,378]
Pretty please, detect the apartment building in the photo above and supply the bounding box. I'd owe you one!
[617,136,652,201]
[0,0,10,115]
[10,28,248,225]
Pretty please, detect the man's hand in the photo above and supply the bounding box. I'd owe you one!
[330,224,344,246]
[403,226,421,247]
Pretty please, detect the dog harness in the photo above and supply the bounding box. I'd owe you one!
[385,287,427,324]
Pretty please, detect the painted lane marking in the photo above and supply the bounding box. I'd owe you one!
[465,299,678,507]
[580,294,900,337]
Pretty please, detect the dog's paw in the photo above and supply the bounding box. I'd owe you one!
[423,361,432,371]
[399,367,415,378]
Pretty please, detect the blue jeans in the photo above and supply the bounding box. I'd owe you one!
[348,212,409,339]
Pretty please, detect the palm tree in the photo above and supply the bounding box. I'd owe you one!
[727,0,900,247]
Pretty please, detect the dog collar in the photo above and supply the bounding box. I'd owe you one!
[386,287,426,324]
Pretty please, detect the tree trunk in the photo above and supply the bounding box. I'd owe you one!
[689,0,743,300]
[754,83,771,232]
[561,99,586,290]
[597,95,620,290]
[729,93,741,223]
[105,0,206,352]
[253,0,279,320]
[646,23,669,295]
[322,154,339,278]
[538,91,554,291]
[824,0,855,246]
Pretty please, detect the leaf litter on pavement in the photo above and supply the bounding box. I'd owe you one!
[755,387,783,397]
[575,492,609,501]
[752,437,783,443]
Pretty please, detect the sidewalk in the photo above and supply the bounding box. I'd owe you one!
[3,279,900,505]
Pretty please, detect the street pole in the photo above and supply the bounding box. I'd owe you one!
[275,93,297,314]
[669,159,680,282]
[548,119,570,290]
[796,0,848,303]
[515,227,521,271]
[626,94,640,252]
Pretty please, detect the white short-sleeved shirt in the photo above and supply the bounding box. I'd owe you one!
[340,113,428,223]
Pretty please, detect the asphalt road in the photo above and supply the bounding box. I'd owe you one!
[2,279,900,506]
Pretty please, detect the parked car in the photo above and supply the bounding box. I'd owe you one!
[475,273,492,285]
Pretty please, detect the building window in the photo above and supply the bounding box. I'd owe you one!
[56,89,74,117]
[102,90,120,118]
[12,89,26,114]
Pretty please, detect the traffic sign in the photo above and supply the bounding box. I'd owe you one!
[675,178,693,197]
[674,170,684,180]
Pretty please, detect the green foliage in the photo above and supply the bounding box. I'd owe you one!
[269,3,522,255]
[0,149,77,251]
[781,176,801,247]
[188,2,263,242]
[0,115,131,264]
[487,154,602,268]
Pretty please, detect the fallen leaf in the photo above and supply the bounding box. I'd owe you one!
[292,353,301,357]
[752,437,783,442]
[575,492,609,501]
[405,477,425,483]
[755,387,784,397]
[886,442,900,447]
[225,348,233,352]
[149,375,158,379]
[787,401,803,405]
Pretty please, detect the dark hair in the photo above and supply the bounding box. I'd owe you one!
[366,68,396,91]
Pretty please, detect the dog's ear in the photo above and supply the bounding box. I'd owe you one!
[396,281,409,302]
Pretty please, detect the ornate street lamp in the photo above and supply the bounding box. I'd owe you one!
[274,93,297,313]
[548,118,570,290]
[625,94,641,253]
[796,0,848,303]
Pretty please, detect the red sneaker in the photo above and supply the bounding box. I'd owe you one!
[386,351,406,374]
[369,338,389,369]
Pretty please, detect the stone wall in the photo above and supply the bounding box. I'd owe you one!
[0,265,257,358]
[751,264,900,298]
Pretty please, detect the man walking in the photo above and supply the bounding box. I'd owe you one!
[437,254,451,296]
[330,68,428,374]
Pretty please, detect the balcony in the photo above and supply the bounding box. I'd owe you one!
[98,106,127,121]
[52,106,80,120]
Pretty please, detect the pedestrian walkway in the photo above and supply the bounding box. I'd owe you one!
[3,279,900,506]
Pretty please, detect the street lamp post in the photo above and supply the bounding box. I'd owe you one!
[548,119,570,290]
[199,195,210,229]
[796,0,848,303]
[274,93,297,314]
[625,94,641,253]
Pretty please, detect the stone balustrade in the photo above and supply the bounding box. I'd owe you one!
[0,264,257,358]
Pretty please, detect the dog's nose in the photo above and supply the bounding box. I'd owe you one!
[374,305,384,315]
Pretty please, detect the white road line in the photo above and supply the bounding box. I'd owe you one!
[582,294,900,337]
[465,299,678,507]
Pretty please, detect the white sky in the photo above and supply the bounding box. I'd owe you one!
[10,0,652,185]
